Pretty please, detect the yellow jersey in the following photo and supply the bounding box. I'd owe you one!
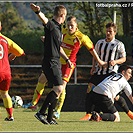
[60,29,94,64]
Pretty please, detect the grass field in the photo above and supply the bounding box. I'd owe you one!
[0,107,133,132]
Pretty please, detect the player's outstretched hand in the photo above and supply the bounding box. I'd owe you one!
[8,54,16,61]
[99,60,107,68]
[30,3,40,12]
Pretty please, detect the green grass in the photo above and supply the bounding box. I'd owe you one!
[0,107,133,132]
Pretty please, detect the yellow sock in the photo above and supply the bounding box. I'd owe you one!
[55,89,66,114]
[32,82,45,105]
[3,96,12,108]
[3,96,13,118]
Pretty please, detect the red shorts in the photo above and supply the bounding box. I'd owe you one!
[0,73,11,91]
[61,63,76,82]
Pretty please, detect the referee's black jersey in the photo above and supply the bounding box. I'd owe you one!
[94,38,126,75]
[43,19,62,60]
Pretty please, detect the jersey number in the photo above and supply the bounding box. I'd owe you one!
[0,44,4,59]
[109,74,122,81]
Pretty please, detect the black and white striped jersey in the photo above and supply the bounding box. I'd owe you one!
[94,38,126,75]
[93,73,132,102]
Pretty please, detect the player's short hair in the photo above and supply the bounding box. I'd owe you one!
[106,22,117,32]
[118,64,132,73]
[54,5,66,17]
[67,16,77,23]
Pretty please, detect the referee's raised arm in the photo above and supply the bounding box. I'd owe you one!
[30,3,48,25]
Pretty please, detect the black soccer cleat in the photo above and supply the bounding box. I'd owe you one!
[4,117,14,121]
[90,111,102,122]
[43,113,58,124]
[48,118,58,125]
[34,112,49,125]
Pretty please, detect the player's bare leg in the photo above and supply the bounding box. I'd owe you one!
[0,90,14,121]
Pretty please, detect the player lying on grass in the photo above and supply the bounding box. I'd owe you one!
[85,64,133,122]
[80,22,132,121]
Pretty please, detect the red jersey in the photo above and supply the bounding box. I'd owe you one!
[0,33,24,77]
[0,35,10,75]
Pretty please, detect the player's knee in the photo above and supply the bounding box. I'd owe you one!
[0,90,8,98]
[53,85,63,96]
[38,73,47,83]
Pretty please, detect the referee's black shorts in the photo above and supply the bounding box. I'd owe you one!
[42,59,63,87]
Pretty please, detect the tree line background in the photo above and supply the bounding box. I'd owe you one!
[0,1,133,65]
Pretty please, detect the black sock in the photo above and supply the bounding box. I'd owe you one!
[100,113,116,121]
[39,91,58,114]
[115,96,129,113]
[47,98,58,122]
